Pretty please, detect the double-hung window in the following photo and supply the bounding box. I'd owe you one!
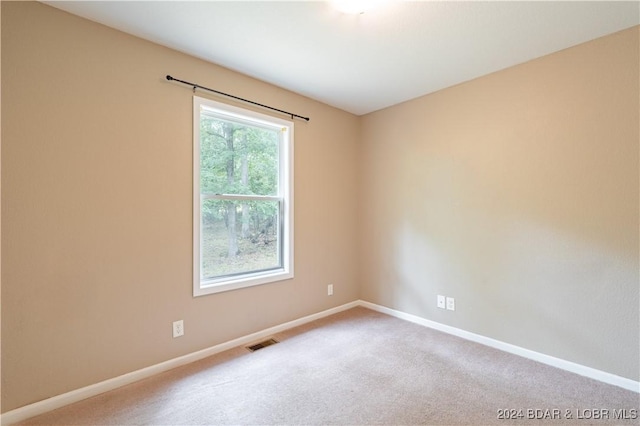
[193,96,293,296]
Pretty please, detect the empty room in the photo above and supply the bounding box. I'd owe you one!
[1,1,639,424]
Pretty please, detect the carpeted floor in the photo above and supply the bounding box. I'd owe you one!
[16,307,640,425]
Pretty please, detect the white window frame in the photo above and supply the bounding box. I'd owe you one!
[193,96,294,296]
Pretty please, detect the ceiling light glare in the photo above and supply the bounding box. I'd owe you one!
[331,0,387,15]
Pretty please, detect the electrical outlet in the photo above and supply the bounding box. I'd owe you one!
[437,295,446,309]
[172,320,184,338]
[328,284,333,296]
[446,297,455,311]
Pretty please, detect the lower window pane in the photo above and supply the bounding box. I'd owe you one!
[201,199,281,280]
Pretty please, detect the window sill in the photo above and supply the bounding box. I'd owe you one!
[194,269,293,296]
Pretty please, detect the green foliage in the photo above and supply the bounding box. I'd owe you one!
[201,221,279,279]
[199,113,281,269]
[200,115,278,196]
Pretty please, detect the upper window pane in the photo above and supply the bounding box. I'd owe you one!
[199,112,279,196]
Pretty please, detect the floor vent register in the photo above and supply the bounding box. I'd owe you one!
[246,338,279,352]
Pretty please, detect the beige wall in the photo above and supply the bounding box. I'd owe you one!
[1,2,360,411]
[360,26,639,380]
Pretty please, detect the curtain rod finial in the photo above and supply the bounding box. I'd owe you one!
[166,75,173,81]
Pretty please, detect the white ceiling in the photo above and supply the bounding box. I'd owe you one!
[44,1,639,116]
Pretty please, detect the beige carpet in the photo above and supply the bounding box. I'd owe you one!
[17,307,640,425]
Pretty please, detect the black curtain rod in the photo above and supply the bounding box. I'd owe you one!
[166,75,310,122]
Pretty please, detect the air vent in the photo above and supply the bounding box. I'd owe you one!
[246,338,279,352]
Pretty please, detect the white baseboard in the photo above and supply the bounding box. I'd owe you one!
[3,298,638,425]
[359,300,640,393]
[0,301,359,426]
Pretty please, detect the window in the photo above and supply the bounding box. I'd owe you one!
[193,96,293,296]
